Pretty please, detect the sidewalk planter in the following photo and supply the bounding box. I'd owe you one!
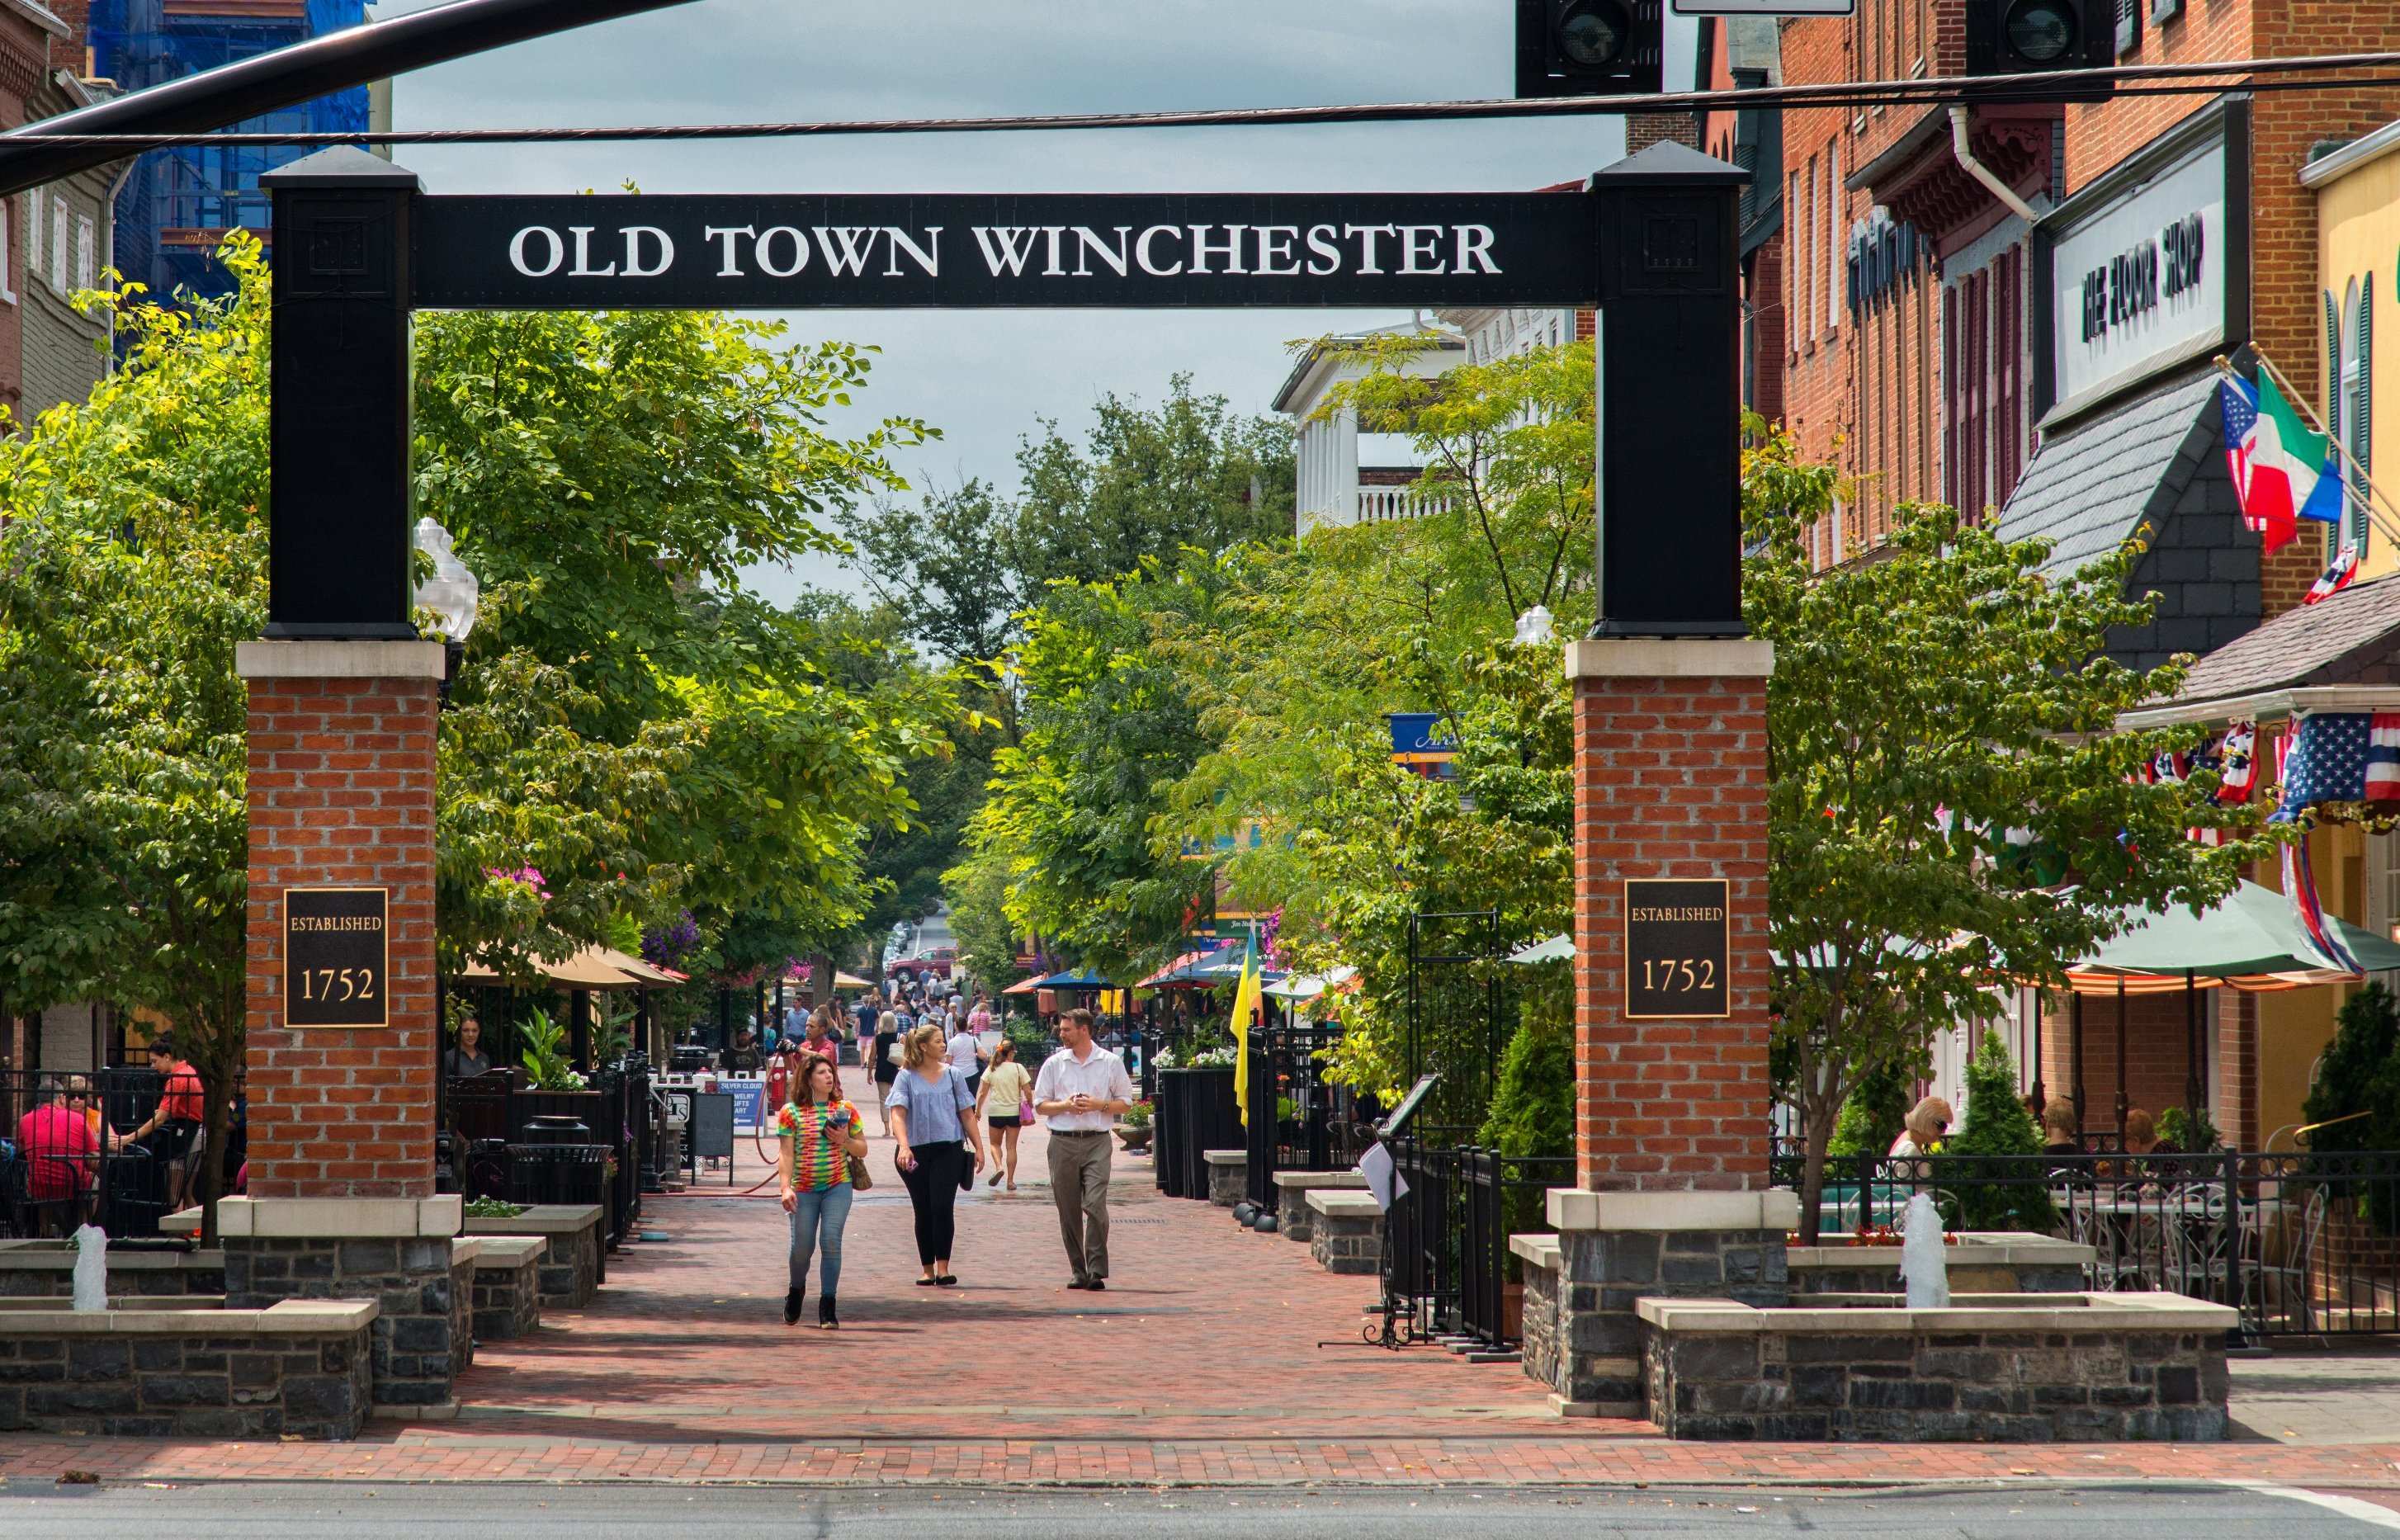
[0,1240,226,1297]
[1787,1232,2092,1296]
[1306,1190,1384,1274]
[1637,1293,2236,1441]
[469,1235,547,1340]
[1273,1169,1367,1245]
[462,1204,604,1308]
[1203,1150,1247,1207]
[0,1298,376,1439]
[1152,1067,1240,1199]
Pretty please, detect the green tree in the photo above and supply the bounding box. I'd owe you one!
[840,480,1023,670]
[1009,374,1294,588]
[1746,420,2258,1242]
[0,253,266,1237]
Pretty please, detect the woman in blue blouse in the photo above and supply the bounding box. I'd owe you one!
[885,1023,987,1286]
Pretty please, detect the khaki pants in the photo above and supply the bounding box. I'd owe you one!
[1046,1131,1113,1281]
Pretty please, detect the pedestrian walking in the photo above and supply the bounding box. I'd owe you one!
[777,1050,866,1328]
[871,1004,903,1135]
[975,1039,1034,1192]
[886,1023,985,1287]
[946,1013,986,1101]
[1032,1008,1133,1291]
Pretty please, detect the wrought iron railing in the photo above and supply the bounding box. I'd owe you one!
[1774,1146,2400,1339]
[1378,1132,1572,1350]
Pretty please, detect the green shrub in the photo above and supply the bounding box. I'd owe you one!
[1477,970,1575,1164]
[1940,1026,2053,1234]
[1827,1057,1911,1159]
[2302,982,2400,1233]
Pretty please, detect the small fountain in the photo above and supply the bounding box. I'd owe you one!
[70,1225,108,1311]
[1898,1193,1950,1311]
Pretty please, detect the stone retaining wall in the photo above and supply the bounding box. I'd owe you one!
[464,1206,602,1308]
[1306,1191,1382,1275]
[1788,1234,2090,1297]
[0,1243,227,1297]
[224,1237,462,1408]
[1638,1295,2234,1441]
[470,1238,546,1341]
[1272,1171,1363,1245]
[1203,1150,1246,1207]
[0,1300,375,1439]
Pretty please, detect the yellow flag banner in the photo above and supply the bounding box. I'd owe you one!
[1229,934,1261,1126]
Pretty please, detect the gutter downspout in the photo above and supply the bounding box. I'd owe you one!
[1949,104,2043,226]
[99,156,134,377]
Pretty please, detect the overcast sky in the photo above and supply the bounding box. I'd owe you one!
[380,0,1693,600]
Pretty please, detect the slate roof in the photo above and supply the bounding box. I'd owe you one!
[1999,368,2223,579]
[2159,574,2400,702]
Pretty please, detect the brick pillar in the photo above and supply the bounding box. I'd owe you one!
[1528,638,1789,1420]
[239,641,442,1198]
[224,639,465,1415]
[1570,639,1774,1193]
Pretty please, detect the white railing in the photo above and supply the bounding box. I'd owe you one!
[1356,488,1450,522]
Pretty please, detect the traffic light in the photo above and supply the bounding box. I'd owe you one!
[1965,0,2114,95]
[1515,0,1664,99]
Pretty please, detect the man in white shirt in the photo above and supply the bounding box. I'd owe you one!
[1032,1007,1135,1290]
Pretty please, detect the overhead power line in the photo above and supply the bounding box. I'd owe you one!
[4,50,2400,155]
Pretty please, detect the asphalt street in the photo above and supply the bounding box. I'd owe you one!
[4,1481,2398,1537]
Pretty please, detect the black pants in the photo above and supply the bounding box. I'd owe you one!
[898,1139,968,1266]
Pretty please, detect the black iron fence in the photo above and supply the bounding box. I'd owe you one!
[1380,1132,1574,1349]
[1241,1020,1373,1211]
[442,1058,650,1246]
[1774,1146,2400,1339]
[0,1066,214,1240]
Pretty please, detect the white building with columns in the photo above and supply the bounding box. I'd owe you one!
[1272,317,1461,536]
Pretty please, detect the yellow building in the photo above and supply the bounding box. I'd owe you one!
[2305,124,2400,584]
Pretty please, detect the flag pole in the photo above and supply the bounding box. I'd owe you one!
[2218,353,2400,550]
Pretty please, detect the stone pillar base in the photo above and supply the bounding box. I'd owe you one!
[1526,1188,1796,1418]
[218,1196,468,1410]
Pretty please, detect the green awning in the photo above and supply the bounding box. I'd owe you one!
[2076,879,2400,980]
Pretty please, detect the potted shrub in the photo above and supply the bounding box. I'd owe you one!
[1117,1098,1154,1151]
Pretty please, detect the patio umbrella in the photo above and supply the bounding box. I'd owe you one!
[1506,934,1575,965]
[2067,879,2400,987]
[1032,967,1113,990]
[1264,965,1357,1001]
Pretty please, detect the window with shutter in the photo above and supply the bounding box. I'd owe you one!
[1943,281,1960,510]
[2355,275,2374,557]
[49,197,66,293]
[0,198,13,305]
[26,187,42,278]
[75,217,94,294]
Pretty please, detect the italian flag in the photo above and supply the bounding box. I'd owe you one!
[2225,373,2342,548]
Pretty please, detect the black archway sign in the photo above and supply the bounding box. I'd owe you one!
[261,141,1745,642]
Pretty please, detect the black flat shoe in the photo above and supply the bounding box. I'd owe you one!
[1084,1278,1106,1292]
[783,1287,805,1325]
[916,1276,939,1286]
[934,1274,958,1287]
[1065,1278,1092,1291]
[819,1295,839,1329]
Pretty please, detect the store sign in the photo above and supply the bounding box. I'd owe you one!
[414,192,1600,311]
[1623,879,1731,1020]
[2045,139,2231,418]
[283,887,388,1027]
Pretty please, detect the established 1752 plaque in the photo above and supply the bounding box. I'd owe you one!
[1623,879,1731,1020]
[284,887,389,1027]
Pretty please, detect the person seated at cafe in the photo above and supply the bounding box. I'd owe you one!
[125,1037,207,1211]
[2122,1107,2183,1159]
[1887,1095,1951,1158]
[2042,1097,2081,1155]
[445,1014,494,1077]
[13,1079,99,1231]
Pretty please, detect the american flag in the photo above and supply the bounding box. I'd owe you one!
[2305,546,2361,605]
[2270,711,2400,823]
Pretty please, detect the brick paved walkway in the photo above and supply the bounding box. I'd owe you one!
[4,1124,2398,1489]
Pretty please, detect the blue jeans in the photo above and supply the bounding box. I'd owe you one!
[788,1181,853,1294]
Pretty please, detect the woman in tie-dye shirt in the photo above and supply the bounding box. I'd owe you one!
[776,1051,867,1330]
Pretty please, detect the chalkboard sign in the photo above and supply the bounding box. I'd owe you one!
[689,1092,735,1160]
[284,886,389,1027]
[1623,879,1731,1020]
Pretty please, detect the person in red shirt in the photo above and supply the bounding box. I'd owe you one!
[125,1037,206,1209]
[14,1081,99,1224]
